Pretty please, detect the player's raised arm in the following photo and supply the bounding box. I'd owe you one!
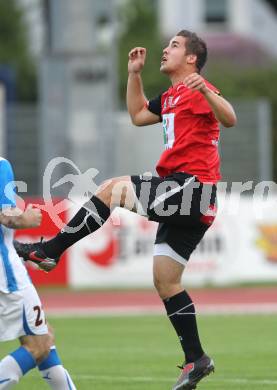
[127,47,160,126]
[204,91,237,128]
[184,73,237,128]
[0,204,42,229]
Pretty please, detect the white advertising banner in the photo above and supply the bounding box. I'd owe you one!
[68,207,157,288]
[68,195,277,288]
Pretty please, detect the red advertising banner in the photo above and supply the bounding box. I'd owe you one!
[15,198,68,286]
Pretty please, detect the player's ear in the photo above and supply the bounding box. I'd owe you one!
[186,54,197,65]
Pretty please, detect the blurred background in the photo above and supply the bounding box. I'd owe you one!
[2,0,277,287]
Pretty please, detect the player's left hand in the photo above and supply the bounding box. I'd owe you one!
[184,73,208,94]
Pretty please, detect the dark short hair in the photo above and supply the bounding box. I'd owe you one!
[176,30,207,72]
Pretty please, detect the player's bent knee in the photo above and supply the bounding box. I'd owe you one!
[95,178,116,206]
[35,342,51,363]
[23,345,49,364]
[96,176,132,209]
[21,335,51,364]
[153,276,183,299]
[153,277,170,298]
[153,269,172,292]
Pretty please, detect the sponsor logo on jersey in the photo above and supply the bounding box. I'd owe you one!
[167,95,181,108]
[164,95,181,109]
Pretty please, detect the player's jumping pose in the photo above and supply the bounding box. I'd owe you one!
[15,30,236,389]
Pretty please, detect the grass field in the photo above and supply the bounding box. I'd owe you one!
[2,314,277,389]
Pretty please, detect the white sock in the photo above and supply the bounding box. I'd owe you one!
[0,347,36,389]
[38,347,76,390]
[40,365,76,390]
[0,355,22,389]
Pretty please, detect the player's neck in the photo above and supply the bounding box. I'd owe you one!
[170,70,196,86]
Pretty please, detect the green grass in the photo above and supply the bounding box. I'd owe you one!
[2,314,277,389]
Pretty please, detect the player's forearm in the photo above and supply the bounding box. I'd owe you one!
[0,214,26,229]
[126,72,147,124]
[0,209,36,229]
[202,89,237,128]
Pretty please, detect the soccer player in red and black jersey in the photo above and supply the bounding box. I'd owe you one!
[14,30,237,389]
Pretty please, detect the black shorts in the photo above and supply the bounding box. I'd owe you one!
[131,172,217,261]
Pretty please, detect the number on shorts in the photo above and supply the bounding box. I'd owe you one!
[33,305,43,326]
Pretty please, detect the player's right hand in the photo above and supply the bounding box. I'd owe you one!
[128,47,147,74]
[23,204,42,228]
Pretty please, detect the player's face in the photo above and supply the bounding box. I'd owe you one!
[160,36,189,74]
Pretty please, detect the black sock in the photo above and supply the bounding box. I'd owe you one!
[163,290,204,363]
[43,195,110,258]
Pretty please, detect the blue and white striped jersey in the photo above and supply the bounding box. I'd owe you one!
[0,158,31,293]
